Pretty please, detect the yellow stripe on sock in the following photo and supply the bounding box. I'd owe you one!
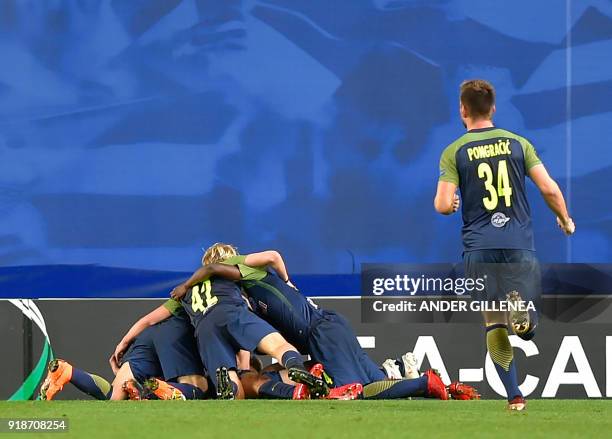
[487,328,513,371]
[91,374,112,397]
[363,380,398,398]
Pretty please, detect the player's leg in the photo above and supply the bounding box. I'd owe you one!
[113,329,164,400]
[109,362,137,400]
[338,312,389,384]
[152,316,208,399]
[174,375,209,398]
[240,369,302,399]
[225,305,328,397]
[361,370,447,400]
[466,250,524,409]
[142,376,208,401]
[256,333,331,398]
[256,332,306,371]
[40,359,113,401]
[502,249,541,340]
[195,312,245,399]
[70,364,112,400]
[484,311,523,408]
[306,311,385,386]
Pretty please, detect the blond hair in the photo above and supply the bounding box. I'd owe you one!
[202,242,238,265]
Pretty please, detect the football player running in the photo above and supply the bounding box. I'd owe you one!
[434,79,574,410]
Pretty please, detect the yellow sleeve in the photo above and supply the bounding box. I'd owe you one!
[439,145,459,185]
[163,299,182,316]
[522,139,542,171]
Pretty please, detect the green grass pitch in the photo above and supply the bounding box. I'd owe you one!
[1,400,611,439]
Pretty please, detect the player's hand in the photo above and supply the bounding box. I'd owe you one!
[109,353,120,375]
[286,279,298,291]
[557,216,575,235]
[109,341,128,374]
[452,193,460,212]
[171,284,187,300]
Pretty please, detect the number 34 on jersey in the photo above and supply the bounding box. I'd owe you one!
[477,160,513,210]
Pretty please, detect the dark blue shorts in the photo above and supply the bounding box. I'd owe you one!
[195,303,276,391]
[122,326,163,383]
[152,315,204,381]
[307,310,385,386]
[464,249,541,308]
[123,316,204,382]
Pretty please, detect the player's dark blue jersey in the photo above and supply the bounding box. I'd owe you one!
[180,276,244,328]
[242,271,324,351]
[221,256,324,351]
[439,127,542,251]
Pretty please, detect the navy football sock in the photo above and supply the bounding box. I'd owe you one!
[487,324,522,400]
[258,378,295,399]
[169,382,207,400]
[281,351,306,371]
[493,359,522,400]
[363,376,428,399]
[70,368,111,400]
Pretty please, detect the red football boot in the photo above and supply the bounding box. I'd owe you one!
[288,363,330,399]
[326,383,363,400]
[508,396,526,411]
[424,369,449,400]
[292,383,310,400]
[448,382,480,400]
[309,363,334,387]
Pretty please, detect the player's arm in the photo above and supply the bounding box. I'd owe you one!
[109,304,172,374]
[236,350,251,371]
[528,164,575,235]
[243,251,291,284]
[434,181,460,215]
[435,145,460,215]
[170,264,242,300]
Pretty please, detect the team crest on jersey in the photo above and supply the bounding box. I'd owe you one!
[491,212,510,228]
[258,300,268,314]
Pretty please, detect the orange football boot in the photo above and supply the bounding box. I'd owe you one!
[123,380,144,401]
[143,378,186,400]
[39,359,73,400]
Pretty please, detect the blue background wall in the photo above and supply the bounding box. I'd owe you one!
[1,0,611,275]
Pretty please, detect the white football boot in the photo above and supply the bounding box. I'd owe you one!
[381,359,403,380]
[401,352,421,379]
